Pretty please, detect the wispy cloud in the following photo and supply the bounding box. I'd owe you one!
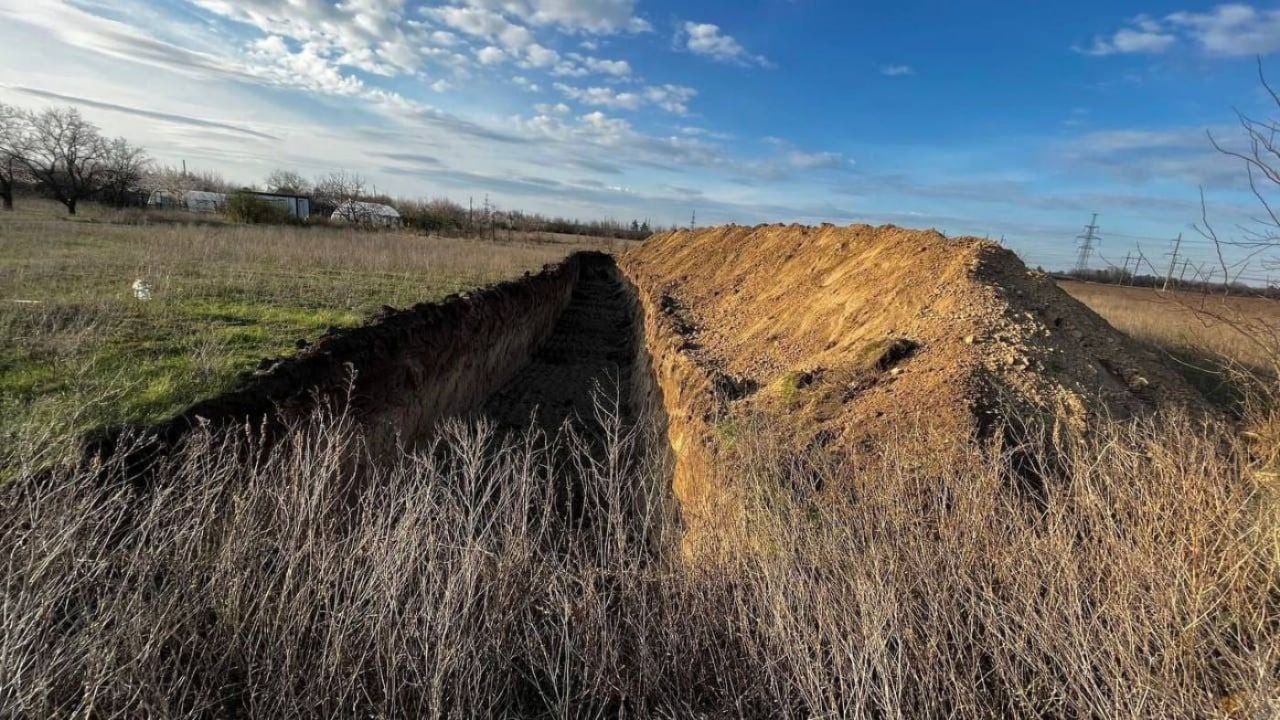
[676,21,773,68]
[880,64,914,77]
[4,85,279,140]
[1080,5,1280,57]
[553,82,697,114]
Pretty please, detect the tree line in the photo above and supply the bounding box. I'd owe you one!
[0,104,147,215]
[0,102,662,239]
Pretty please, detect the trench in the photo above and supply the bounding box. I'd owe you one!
[482,253,639,437]
[85,251,671,485]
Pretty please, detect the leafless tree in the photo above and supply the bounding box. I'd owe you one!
[98,138,150,207]
[1205,58,1280,279]
[15,107,110,215]
[0,102,29,211]
[142,164,233,197]
[264,168,311,196]
[313,170,370,221]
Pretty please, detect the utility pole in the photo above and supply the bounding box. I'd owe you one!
[690,210,696,231]
[1179,258,1190,285]
[1163,233,1182,291]
[1075,213,1101,274]
[1122,251,1132,284]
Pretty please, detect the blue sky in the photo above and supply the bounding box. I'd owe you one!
[2,0,1278,279]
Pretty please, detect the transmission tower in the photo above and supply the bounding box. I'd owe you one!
[1074,213,1101,273]
[1163,233,1183,291]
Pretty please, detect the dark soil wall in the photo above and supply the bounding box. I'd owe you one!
[92,254,585,462]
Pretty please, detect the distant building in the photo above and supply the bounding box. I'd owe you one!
[147,189,226,213]
[245,191,310,220]
[331,201,402,227]
[147,189,310,220]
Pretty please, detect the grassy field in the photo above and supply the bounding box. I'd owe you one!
[0,200,625,460]
[1061,279,1280,408]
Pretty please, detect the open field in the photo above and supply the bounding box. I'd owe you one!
[0,201,627,461]
[1061,279,1280,407]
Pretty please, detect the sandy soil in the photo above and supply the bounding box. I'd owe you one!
[621,224,1207,469]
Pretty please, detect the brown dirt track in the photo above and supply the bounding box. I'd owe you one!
[621,224,1207,521]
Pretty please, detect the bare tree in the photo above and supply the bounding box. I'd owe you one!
[15,107,110,215]
[142,164,233,197]
[98,138,150,207]
[264,168,311,196]
[0,103,28,211]
[1206,58,1280,277]
[313,170,370,222]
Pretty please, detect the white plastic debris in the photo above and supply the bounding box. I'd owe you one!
[132,279,153,301]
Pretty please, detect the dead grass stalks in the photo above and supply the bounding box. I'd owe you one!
[1,402,1275,718]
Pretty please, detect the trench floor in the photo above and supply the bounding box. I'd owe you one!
[482,258,636,435]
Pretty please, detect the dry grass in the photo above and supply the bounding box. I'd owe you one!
[0,401,1275,718]
[0,200,627,460]
[1062,279,1280,408]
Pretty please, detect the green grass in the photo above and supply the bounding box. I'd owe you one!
[0,200,624,460]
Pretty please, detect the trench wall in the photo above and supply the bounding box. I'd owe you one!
[95,254,584,460]
[616,262,722,528]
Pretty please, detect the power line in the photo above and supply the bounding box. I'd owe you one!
[1074,213,1101,273]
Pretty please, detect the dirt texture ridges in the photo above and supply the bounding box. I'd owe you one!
[620,224,1207,517]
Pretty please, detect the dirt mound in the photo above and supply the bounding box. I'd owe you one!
[620,224,1205,509]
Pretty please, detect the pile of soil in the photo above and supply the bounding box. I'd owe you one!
[620,224,1205,490]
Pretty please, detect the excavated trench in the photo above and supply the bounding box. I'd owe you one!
[88,251,667,479]
[482,254,639,436]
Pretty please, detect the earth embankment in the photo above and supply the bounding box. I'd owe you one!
[619,224,1206,524]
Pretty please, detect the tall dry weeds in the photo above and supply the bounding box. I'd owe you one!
[1,399,1275,718]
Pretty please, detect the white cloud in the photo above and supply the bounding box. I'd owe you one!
[459,0,651,34]
[1167,4,1280,55]
[1081,5,1280,57]
[1080,24,1176,56]
[1059,127,1243,186]
[427,6,533,49]
[512,75,541,91]
[787,150,850,171]
[880,64,914,77]
[677,22,772,67]
[554,82,696,114]
[522,43,561,67]
[643,84,696,114]
[579,55,631,77]
[476,45,507,64]
[194,0,427,76]
[555,83,643,110]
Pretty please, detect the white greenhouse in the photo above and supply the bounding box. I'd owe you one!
[331,201,402,227]
[146,190,227,213]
